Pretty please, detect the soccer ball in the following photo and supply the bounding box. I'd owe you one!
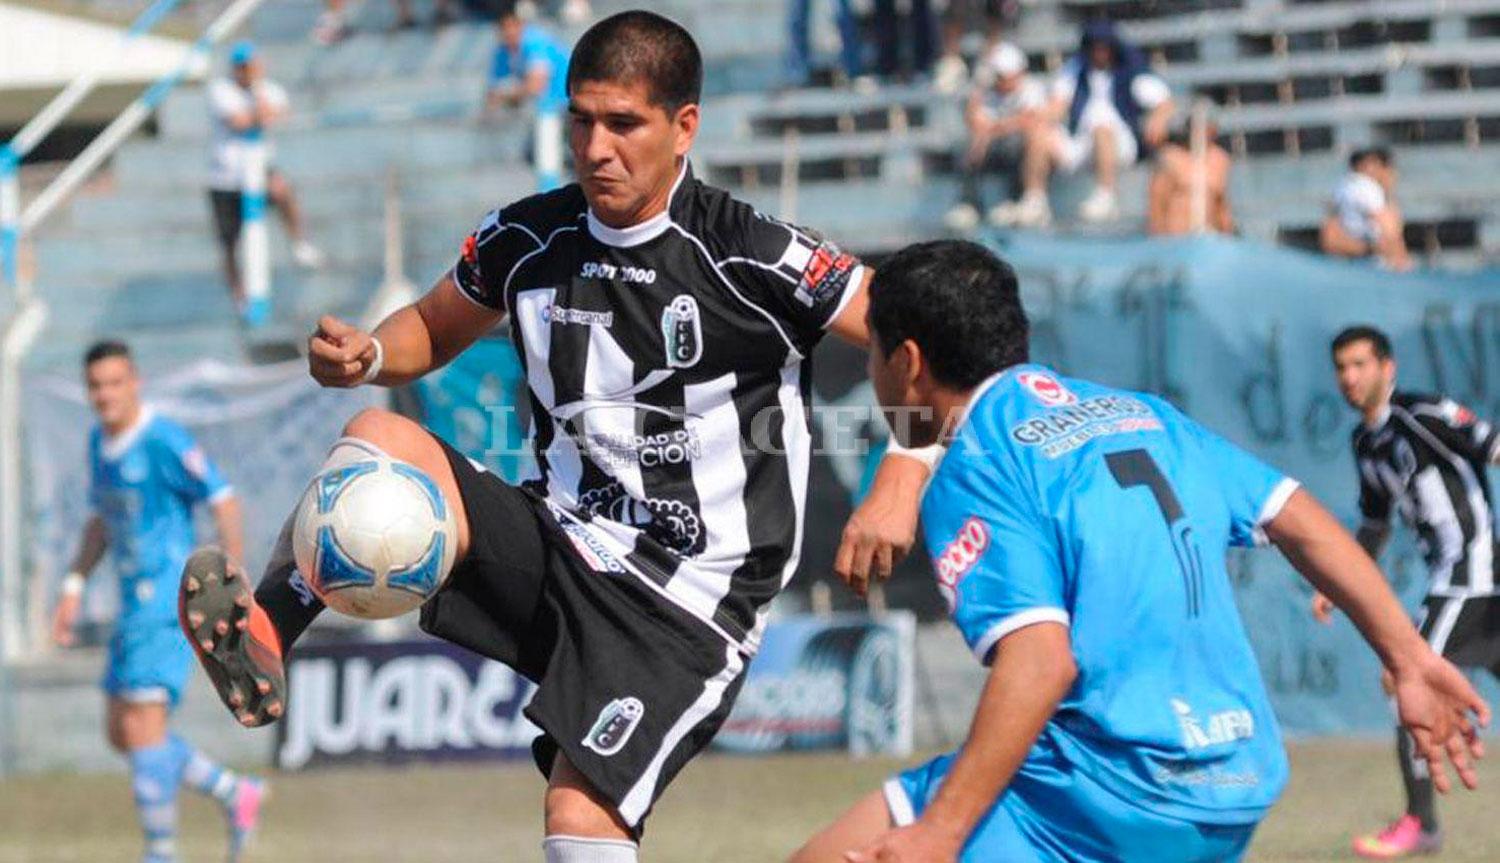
[291,455,458,619]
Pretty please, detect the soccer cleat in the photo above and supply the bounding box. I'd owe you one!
[225,776,268,863]
[1352,815,1443,858]
[179,547,287,727]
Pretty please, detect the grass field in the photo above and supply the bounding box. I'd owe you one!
[3,740,1497,862]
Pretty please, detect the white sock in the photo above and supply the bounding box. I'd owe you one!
[324,436,388,470]
[542,835,639,863]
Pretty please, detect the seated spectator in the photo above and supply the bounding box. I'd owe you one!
[1321,147,1413,271]
[484,2,570,191]
[205,42,324,323]
[1013,20,1174,227]
[945,43,1046,231]
[785,0,864,89]
[313,0,458,44]
[1148,114,1233,236]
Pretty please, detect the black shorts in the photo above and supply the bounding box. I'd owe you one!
[207,172,281,247]
[417,433,748,830]
[1417,594,1500,675]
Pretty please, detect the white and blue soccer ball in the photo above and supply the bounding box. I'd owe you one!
[292,455,458,619]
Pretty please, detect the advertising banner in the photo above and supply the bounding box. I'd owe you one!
[275,638,540,770]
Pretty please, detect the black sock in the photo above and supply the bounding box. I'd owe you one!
[251,512,323,653]
[1398,727,1438,832]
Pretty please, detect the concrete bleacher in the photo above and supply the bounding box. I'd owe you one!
[23,0,1500,373]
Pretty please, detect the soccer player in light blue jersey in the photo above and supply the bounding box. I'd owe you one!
[50,341,266,863]
[793,241,1489,863]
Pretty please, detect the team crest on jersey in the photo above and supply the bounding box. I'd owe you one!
[583,697,645,756]
[934,517,990,611]
[662,295,703,369]
[1018,372,1076,407]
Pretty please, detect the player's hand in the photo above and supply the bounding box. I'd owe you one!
[51,595,80,648]
[844,820,963,863]
[308,315,378,388]
[835,468,921,599]
[1311,591,1336,624]
[1390,650,1490,793]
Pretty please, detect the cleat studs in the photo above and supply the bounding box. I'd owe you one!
[187,611,205,628]
[235,618,248,631]
[238,712,255,726]
[228,690,244,708]
[214,620,229,636]
[199,638,214,652]
[266,702,283,719]
[184,577,200,594]
[234,594,251,608]
[255,679,272,695]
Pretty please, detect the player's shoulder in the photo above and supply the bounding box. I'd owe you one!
[489,184,587,237]
[1390,390,1448,420]
[144,412,196,450]
[673,170,808,255]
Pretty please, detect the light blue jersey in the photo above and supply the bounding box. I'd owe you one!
[89,407,231,629]
[490,25,570,115]
[893,365,1298,861]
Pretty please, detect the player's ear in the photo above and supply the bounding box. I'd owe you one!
[672,103,699,157]
[897,339,924,390]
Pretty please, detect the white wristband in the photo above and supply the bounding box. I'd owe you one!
[359,336,385,385]
[885,437,945,471]
[61,572,86,599]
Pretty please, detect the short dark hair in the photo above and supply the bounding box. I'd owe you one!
[566,10,702,114]
[83,339,132,368]
[869,240,1029,389]
[495,0,519,20]
[1330,325,1393,360]
[1349,146,1392,170]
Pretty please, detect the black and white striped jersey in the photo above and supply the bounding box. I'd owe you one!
[1354,391,1500,595]
[451,161,866,651]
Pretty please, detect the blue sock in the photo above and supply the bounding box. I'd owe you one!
[129,741,182,861]
[170,734,239,806]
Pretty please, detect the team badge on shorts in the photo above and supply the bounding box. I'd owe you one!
[1018,371,1077,407]
[584,696,645,756]
[662,295,703,369]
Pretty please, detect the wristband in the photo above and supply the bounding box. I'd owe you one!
[61,572,86,599]
[885,436,945,471]
[360,336,385,385]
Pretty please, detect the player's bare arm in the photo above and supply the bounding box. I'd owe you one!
[51,514,108,647]
[211,494,245,567]
[1266,488,1489,791]
[308,273,504,388]
[1312,518,1392,623]
[846,622,1075,863]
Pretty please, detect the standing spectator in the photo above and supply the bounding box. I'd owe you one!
[206,42,324,317]
[1147,114,1234,235]
[874,0,937,82]
[785,0,864,89]
[485,2,570,191]
[1320,147,1413,271]
[1013,20,1174,227]
[312,0,350,44]
[394,0,458,29]
[945,43,1046,231]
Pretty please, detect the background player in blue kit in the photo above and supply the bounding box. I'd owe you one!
[50,341,266,863]
[484,1,570,191]
[792,241,1489,863]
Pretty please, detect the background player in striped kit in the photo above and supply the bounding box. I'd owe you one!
[50,341,265,863]
[179,11,933,863]
[1327,325,1500,859]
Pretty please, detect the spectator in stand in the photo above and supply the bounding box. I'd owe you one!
[1147,113,1234,236]
[945,43,1046,231]
[785,0,865,89]
[484,2,570,191]
[1011,20,1174,227]
[932,0,1017,94]
[1321,147,1413,271]
[313,0,459,44]
[874,0,937,82]
[205,42,324,319]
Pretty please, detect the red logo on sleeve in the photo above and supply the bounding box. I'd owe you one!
[795,241,856,308]
[461,234,479,267]
[934,517,990,611]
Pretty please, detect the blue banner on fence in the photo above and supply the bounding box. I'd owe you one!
[715,612,913,756]
[276,638,539,769]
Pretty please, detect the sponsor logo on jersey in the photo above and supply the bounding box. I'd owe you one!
[934,517,989,610]
[583,696,645,756]
[557,520,626,574]
[662,295,703,369]
[1171,698,1255,750]
[587,427,702,469]
[580,261,658,284]
[578,482,706,557]
[541,303,614,328]
[1009,395,1162,459]
[794,241,857,308]
[1017,372,1077,406]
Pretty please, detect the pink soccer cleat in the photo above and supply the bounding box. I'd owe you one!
[1352,815,1442,859]
[225,776,267,862]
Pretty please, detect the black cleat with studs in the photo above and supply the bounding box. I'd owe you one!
[178,547,287,728]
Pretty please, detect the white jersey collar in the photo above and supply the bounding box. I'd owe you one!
[100,404,156,461]
[585,159,690,248]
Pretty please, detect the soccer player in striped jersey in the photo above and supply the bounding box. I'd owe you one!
[178,11,931,863]
[1328,325,1500,859]
[51,341,265,863]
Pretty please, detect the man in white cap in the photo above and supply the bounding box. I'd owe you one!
[944,42,1046,231]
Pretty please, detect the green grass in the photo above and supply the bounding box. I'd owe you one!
[2,740,1496,861]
